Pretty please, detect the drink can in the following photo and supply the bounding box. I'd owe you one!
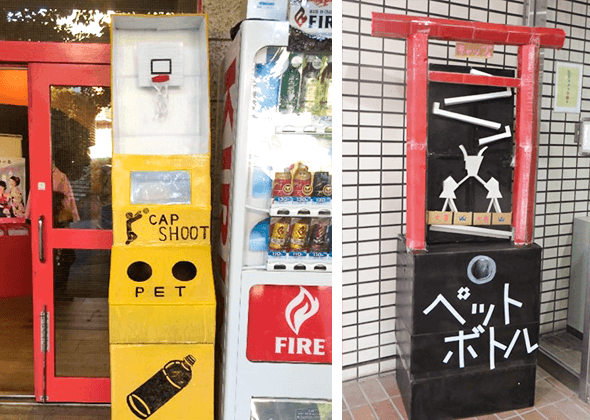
[269,217,290,250]
[312,171,331,197]
[272,171,293,197]
[292,163,313,197]
[289,218,310,251]
[310,218,330,252]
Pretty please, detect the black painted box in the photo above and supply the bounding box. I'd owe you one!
[396,236,542,419]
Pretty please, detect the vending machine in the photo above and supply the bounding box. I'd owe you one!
[218,3,332,419]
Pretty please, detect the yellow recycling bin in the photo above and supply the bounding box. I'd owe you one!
[109,159,216,420]
[110,14,215,420]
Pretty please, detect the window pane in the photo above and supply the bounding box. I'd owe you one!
[50,86,112,230]
[54,248,110,378]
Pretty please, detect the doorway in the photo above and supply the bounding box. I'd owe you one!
[0,42,110,403]
[29,63,112,403]
[0,67,33,397]
[538,216,590,401]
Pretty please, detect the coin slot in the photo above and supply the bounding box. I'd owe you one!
[294,264,306,271]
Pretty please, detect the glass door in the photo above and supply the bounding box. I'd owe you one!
[29,63,112,403]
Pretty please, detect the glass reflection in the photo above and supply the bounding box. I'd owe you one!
[50,86,112,230]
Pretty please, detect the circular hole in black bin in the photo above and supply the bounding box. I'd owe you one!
[473,259,490,278]
[173,261,197,281]
[127,261,152,282]
[467,255,496,285]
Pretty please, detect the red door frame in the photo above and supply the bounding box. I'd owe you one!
[0,41,110,402]
[29,62,112,403]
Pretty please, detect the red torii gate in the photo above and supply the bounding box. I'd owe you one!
[371,13,565,251]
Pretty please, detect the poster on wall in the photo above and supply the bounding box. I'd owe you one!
[0,157,26,218]
[554,61,583,113]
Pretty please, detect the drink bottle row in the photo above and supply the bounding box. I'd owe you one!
[254,49,332,119]
[272,161,331,205]
[269,216,332,257]
[279,52,332,117]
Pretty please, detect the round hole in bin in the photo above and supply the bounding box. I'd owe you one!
[467,255,496,285]
[127,261,152,282]
[172,261,197,281]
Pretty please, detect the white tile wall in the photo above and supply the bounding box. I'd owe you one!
[343,0,590,381]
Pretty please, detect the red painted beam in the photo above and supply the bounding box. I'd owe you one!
[429,71,520,88]
[513,42,540,246]
[372,13,565,49]
[0,41,109,64]
[405,31,429,251]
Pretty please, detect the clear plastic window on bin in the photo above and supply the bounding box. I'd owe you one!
[130,171,191,205]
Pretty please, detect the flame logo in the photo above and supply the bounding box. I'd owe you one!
[294,7,307,27]
[285,287,319,335]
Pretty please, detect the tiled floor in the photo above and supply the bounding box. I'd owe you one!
[343,366,590,420]
[540,331,582,375]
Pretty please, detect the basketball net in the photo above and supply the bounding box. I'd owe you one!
[152,75,170,120]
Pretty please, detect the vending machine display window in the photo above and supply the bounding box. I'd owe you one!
[243,46,332,271]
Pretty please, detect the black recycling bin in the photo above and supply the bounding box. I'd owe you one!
[396,236,542,419]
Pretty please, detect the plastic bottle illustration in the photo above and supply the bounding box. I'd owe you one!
[127,355,196,419]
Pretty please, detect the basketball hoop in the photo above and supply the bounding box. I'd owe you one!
[151,74,170,120]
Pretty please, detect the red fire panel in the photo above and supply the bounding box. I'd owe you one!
[247,285,331,364]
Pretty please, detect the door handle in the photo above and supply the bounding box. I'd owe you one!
[38,215,45,263]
